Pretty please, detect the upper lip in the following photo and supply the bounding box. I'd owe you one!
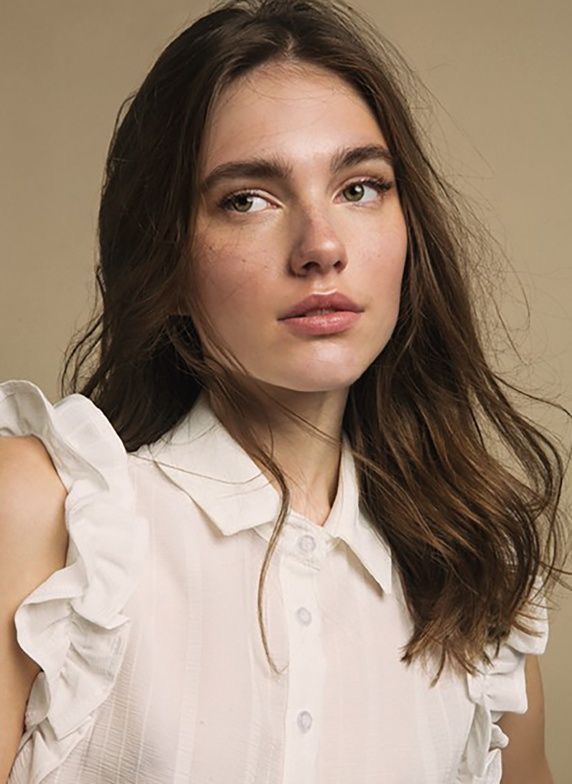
[278,291,363,319]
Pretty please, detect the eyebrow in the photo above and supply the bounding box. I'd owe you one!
[199,143,395,194]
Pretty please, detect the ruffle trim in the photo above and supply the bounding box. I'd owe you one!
[456,581,549,783]
[1,379,148,784]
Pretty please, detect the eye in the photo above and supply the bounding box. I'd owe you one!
[219,191,271,214]
[217,176,394,214]
[341,177,393,203]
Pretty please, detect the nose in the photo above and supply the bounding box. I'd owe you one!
[288,205,348,278]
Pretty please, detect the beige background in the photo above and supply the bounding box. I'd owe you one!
[1,0,571,778]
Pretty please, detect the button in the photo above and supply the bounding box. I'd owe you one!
[297,710,313,732]
[296,606,312,625]
[298,534,316,553]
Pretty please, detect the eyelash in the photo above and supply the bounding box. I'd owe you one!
[217,176,394,213]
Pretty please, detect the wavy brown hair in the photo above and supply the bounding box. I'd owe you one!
[60,0,571,682]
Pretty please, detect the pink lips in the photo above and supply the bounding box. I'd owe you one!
[278,291,363,337]
[278,291,363,320]
[279,310,361,336]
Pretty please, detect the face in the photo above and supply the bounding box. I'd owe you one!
[190,60,408,397]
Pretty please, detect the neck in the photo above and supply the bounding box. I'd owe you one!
[221,385,349,527]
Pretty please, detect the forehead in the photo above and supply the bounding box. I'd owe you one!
[201,61,385,166]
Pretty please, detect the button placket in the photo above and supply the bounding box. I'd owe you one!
[279,525,326,783]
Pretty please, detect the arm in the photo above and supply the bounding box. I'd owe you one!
[498,654,553,784]
[0,436,68,782]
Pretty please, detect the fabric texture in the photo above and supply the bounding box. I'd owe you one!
[1,380,148,783]
[1,379,548,784]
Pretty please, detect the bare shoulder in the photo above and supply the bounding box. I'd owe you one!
[0,435,69,778]
[0,434,68,581]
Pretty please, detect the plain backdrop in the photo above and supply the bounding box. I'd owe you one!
[1,0,571,778]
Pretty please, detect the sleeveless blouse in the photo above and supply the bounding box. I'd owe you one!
[0,379,548,784]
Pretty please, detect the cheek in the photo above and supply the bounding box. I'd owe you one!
[366,220,408,294]
[194,234,240,296]
[389,214,408,285]
[194,241,268,326]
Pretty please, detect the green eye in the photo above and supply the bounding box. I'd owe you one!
[229,194,255,212]
[342,179,392,203]
[219,177,393,215]
[344,183,366,202]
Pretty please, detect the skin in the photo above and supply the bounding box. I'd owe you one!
[190,59,552,778]
[191,60,407,521]
[498,655,553,783]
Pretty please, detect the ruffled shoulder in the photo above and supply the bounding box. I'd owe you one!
[456,582,549,783]
[0,379,148,784]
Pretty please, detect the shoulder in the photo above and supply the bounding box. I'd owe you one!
[0,379,149,779]
[0,434,69,608]
[458,585,550,781]
[0,433,68,515]
[0,435,70,782]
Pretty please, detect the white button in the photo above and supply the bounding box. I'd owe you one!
[298,534,316,553]
[296,606,312,625]
[297,710,313,732]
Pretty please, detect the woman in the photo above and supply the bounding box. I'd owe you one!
[0,0,569,781]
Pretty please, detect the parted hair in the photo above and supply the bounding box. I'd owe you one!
[61,0,571,681]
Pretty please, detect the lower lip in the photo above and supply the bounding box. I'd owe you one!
[279,310,361,336]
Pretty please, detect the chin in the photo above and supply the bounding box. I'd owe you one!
[265,373,365,394]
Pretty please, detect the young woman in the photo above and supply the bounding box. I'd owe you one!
[1,1,569,782]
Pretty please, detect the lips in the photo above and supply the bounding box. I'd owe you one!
[278,291,363,320]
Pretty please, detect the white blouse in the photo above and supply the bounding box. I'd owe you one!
[1,379,548,784]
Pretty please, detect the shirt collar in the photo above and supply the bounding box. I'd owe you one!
[142,390,392,594]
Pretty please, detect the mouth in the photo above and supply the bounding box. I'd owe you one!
[295,308,339,317]
[279,309,362,336]
[278,291,363,321]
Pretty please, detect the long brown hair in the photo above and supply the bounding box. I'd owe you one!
[61,0,571,682]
